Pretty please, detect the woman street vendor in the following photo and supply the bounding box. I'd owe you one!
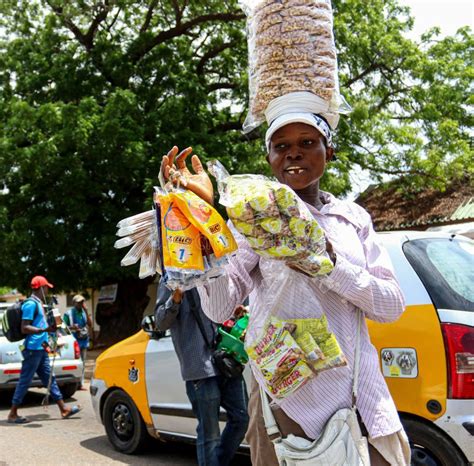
[161,114,411,465]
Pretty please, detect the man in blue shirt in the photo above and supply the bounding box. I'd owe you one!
[7,275,81,424]
[155,281,249,466]
[63,294,91,390]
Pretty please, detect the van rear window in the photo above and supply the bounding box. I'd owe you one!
[403,237,474,312]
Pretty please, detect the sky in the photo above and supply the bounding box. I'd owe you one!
[399,0,473,38]
[347,0,473,199]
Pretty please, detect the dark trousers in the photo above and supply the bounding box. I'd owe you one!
[185,374,249,466]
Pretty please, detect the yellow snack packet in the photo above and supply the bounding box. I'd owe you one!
[159,193,204,271]
[170,190,238,258]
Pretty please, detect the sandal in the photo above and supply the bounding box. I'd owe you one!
[62,405,82,419]
[7,416,29,424]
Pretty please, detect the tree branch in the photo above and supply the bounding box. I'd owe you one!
[128,12,245,64]
[207,82,238,92]
[140,0,159,33]
[197,41,236,75]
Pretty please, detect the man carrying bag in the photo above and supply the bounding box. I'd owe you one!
[154,280,249,466]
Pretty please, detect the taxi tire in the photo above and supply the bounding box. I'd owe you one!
[60,382,79,399]
[103,390,149,454]
[403,418,468,466]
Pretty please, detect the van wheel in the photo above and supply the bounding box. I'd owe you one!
[60,382,79,399]
[402,418,468,466]
[103,390,149,454]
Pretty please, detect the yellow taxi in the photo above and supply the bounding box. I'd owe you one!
[90,231,474,464]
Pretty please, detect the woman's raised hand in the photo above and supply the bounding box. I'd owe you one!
[161,146,214,205]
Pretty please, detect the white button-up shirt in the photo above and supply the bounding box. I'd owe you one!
[198,191,405,439]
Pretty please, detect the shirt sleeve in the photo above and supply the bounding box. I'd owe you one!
[154,281,180,331]
[319,207,405,323]
[21,300,38,321]
[63,312,70,326]
[198,226,261,324]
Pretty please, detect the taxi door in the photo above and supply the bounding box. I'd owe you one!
[144,332,198,437]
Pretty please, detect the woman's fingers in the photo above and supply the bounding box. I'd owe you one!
[176,147,193,170]
[191,154,204,174]
[167,146,179,166]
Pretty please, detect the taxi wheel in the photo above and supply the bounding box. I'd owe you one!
[60,382,79,399]
[103,390,149,454]
[403,418,468,466]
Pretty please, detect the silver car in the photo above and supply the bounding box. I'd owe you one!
[0,303,83,399]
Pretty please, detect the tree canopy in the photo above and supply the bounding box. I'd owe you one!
[0,0,472,293]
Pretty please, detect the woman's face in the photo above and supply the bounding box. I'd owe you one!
[267,122,332,191]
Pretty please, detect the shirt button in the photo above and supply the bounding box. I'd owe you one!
[341,298,347,304]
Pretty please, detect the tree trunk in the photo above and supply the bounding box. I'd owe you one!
[95,277,154,346]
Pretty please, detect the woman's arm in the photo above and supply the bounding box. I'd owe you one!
[198,228,261,323]
[320,207,405,322]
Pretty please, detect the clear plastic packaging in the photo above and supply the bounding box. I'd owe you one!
[239,0,350,133]
[208,160,334,276]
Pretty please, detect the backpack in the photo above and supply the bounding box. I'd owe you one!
[1,298,39,342]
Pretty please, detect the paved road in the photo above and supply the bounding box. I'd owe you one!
[0,383,251,465]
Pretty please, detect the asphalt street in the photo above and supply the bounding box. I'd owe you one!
[0,382,251,465]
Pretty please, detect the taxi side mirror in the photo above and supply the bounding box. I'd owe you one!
[141,314,167,340]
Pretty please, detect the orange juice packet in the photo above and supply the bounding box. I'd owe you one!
[159,193,204,271]
[170,190,238,258]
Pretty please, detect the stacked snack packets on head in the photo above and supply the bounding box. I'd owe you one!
[114,186,238,290]
[247,315,347,399]
[239,0,349,133]
[208,160,334,276]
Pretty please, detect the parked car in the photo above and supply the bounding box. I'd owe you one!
[90,231,474,465]
[0,303,83,399]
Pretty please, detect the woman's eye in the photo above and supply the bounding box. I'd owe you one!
[302,139,314,146]
[275,143,287,150]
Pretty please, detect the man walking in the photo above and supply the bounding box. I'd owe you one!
[155,281,249,466]
[63,294,91,390]
[7,275,81,424]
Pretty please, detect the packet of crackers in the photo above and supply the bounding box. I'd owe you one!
[238,0,350,133]
[247,317,315,399]
[155,188,236,290]
[286,315,347,374]
[208,160,333,276]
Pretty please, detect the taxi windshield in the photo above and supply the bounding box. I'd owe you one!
[403,237,474,312]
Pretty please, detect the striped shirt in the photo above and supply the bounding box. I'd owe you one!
[198,191,405,440]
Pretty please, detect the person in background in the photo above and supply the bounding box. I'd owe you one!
[7,275,81,424]
[154,281,249,466]
[63,294,92,390]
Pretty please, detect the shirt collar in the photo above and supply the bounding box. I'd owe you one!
[305,191,365,231]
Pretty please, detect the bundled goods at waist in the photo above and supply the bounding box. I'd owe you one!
[208,160,334,276]
[246,315,347,399]
[216,313,250,364]
[239,0,349,132]
[114,188,238,290]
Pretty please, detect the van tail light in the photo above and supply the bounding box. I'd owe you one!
[73,340,81,359]
[441,323,474,399]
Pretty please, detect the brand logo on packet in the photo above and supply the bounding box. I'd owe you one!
[167,235,193,245]
[254,324,277,355]
[209,223,221,234]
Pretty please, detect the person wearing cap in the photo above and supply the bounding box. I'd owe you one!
[63,294,92,390]
[7,276,81,424]
[160,114,411,465]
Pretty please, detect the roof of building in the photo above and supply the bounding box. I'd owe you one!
[355,177,474,231]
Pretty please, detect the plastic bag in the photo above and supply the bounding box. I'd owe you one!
[208,160,334,276]
[114,209,162,278]
[239,0,350,133]
[155,188,237,291]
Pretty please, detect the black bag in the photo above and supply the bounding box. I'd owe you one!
[1,299,39,342]
[188,290,245,379]
[211,348,245,379]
